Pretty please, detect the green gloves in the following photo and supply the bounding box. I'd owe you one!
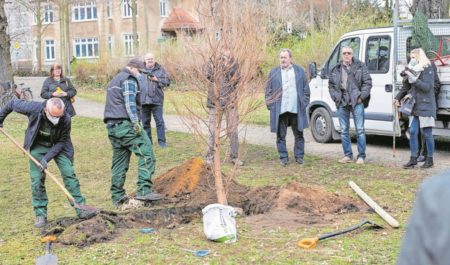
[133,122,143,135]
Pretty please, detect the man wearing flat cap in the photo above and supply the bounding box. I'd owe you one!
[103,58,163,208]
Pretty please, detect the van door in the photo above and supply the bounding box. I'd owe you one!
[363,34,394,135]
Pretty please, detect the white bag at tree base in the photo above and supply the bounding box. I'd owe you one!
[202,203,237,243]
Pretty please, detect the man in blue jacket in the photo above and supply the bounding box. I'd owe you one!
[265,48,310,166]
[0,97,88,228]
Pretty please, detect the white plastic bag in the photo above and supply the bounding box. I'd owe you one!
[202,204,237,243]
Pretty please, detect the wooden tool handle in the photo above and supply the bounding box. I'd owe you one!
[0,128,76,203]
[349,181,400,228]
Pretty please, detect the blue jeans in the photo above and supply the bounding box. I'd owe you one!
[337,103,366,159]
[409,117,434,158]
[141,104,166,145]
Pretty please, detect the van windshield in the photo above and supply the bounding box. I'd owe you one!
[328,37,361,71]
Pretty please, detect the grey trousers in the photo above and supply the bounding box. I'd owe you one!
[206,106,239,161]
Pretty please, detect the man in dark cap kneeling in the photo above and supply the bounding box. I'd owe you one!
[103,58,163,208]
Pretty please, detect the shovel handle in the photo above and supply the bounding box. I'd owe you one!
[298,237,319,249]
[40,235,57,243]
[0,128,76,204]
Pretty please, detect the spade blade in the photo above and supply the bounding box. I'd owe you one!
[36,253,58,265]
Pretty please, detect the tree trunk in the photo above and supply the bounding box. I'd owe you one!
[131,0,139,56]
[0,0,13,81]
[36,0,42,73]
[213,109,228,205]
[143,0,150,51]
[411,0,449,19]
[309,0,314,30]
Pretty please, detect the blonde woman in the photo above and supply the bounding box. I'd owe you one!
[40,63,77,117]
[394,48,436,169]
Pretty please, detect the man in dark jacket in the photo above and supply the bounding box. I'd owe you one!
[397,170,450,265]
[328,46,372,164]
[206,48,243,165]
[104,58,162,207]
[140,53,170,148]
[265,48,310,166]
[0,98,88,228]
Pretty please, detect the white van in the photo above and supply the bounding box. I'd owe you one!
[307,19,450,143]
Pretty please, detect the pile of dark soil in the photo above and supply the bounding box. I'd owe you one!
[46,157,366,246]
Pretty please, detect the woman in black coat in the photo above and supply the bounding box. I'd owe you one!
[394,48,436,169]
[41,63,77,117]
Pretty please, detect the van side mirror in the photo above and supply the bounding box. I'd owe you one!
[309,62,317,79]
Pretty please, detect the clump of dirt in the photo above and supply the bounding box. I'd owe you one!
[47,157,366,247]
[153,158,364,217]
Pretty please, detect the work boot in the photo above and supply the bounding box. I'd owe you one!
[135,192,163,201]
[403,156,417,169]
[420,157,434,169]
[77,209,97,219]
[295,157,304,165]
[34,216,47,228]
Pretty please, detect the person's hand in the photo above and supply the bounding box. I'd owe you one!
[393,99,400,108]
[133,122,142,135]
[59,91,68,97]
[151,76,159,82]
[357,98,363,104]
[38,159,48,172]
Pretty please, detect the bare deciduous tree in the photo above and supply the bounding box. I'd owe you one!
[164,0,269,205]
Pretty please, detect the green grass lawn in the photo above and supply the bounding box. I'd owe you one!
[0,115,427,264]
[76,85,270,126]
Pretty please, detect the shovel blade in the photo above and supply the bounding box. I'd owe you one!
[36,254,58,265]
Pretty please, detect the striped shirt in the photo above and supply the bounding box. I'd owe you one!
[122,78,139,123]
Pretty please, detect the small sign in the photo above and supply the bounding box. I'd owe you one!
[13,41,20,49]
[157,37,166,44]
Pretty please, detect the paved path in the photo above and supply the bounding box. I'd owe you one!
[15,76,449,173]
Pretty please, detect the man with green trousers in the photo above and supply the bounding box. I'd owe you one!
[0,97,89,228]
[104,58,163,207]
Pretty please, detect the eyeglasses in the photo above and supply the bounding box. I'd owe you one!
[342,52,352,55]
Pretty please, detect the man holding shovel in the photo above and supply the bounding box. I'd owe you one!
[0,97,90,228]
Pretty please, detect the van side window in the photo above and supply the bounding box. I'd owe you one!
[327,37,361,72]
[366,36,390,73]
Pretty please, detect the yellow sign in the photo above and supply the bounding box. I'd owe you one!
[13,41,20,50]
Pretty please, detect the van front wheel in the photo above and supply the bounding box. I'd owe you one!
[310,107,333,143]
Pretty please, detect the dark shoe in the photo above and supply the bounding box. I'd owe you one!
[34,216,47,228]
[295,158,304,165]
[78,210,97,219]
[420,157,434,169]
[159,142,168,148]
[417,155,426,162]
[280,158,289,166]
[403,156,417,169]
[135,192,163,201]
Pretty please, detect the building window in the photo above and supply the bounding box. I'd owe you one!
[160,0,169,17]
[122,0,137,18]
[123,34,139,56]
[43,4,54,24]
[107,0,113,18]
[74,38,99,58]
[72,2,98,21]
[108,36,114,55]
[44,39,55,61]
